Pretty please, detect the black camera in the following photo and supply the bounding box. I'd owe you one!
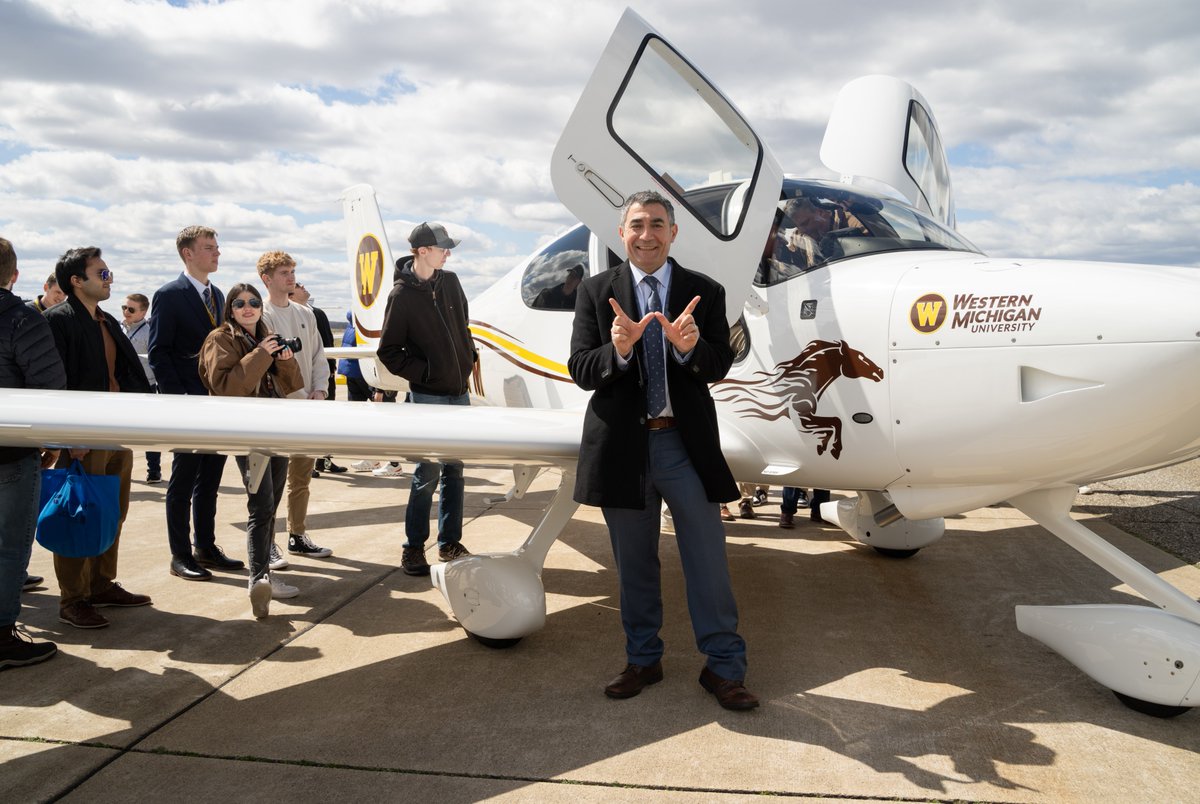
[269,334,303,354]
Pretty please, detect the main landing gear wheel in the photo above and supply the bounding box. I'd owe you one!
[467,630,522,650]
[872,546,920,559]
[1113,691,1191,719]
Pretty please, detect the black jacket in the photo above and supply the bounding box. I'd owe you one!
[45,294,151,395]
[568,260,738,509]
[377,259,476,396]
[0,288,67,463]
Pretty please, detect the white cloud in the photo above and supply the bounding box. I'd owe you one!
[2,0,1199,318]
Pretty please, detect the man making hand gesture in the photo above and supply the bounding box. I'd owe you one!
[568,190,757,711]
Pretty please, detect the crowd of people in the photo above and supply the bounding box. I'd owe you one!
[2,203,829,714]
[0,220,479,668]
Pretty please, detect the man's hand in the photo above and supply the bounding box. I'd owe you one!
[608,298,656,359]
[308,390,326,400]
[655,295,701,356]
[68,448,89,460]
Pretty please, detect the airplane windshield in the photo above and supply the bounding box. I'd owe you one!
[757,180,980,286]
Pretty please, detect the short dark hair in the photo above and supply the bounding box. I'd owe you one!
[126,292,149,309]
[223,282,268,340]
[45,272,59,288]
[621,190,676,227]
[0,237,15,286]
[55,247,103,298]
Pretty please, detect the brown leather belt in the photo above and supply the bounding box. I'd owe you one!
[646,416,676,430]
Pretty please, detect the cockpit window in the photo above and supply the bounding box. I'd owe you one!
[608,36,762,240]
[522,225,590,311]
[756,180,980,286]
[905,101,954,227]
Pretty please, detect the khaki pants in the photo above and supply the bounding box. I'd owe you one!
[53,449,132,606]
[286,456,316,536]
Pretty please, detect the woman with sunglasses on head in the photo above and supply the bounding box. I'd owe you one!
[198,283,303,618]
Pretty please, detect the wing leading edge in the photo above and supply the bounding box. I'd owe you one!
[0,389,581,466]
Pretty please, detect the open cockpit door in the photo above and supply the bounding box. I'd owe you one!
[819,75,956,228]
[551,8,783,322]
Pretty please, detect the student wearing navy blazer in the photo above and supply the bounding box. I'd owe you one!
[149,226,243,581]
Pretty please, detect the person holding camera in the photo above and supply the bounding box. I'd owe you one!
[258,251,334,568]
[199,283,304,618]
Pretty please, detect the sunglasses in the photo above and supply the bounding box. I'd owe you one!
[230,298,262,310]
[97,268,114,282]
[120,305,138,313]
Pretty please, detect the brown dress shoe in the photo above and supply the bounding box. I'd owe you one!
[719,505,735,522]
[89,583,152,608]
[778,511,794,529]
[604,661,664,699]
[59,601,109,630]
[699,666,759,710]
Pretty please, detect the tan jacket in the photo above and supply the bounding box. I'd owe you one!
[198,323,304,399]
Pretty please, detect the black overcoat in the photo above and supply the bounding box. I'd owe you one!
[568,259,738,509]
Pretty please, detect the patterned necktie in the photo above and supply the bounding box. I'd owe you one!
[642,275,667,417]
[202,286,218,326]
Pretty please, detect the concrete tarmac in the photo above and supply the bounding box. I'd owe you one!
[3,454,1200,803]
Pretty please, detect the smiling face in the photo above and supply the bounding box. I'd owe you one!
[231,290,262,332]
[619,201,677,274]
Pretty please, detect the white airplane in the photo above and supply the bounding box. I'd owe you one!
[4,9,1200,717]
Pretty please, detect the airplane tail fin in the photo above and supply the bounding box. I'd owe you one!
[339,183,408,391]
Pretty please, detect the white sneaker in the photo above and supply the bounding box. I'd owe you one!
[269,574,299,600]
[249,577,271,619]
[372,463,403,478]
[268,542,289,571]
[1078,485,1094,495]
[350,459,374,472]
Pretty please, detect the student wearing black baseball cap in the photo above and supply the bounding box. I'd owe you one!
[378,222,477,577]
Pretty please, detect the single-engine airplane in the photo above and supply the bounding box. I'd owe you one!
[4,9,1200,717]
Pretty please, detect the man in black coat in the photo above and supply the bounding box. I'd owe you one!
[0,237,65,667]
[568,190,757,711]
[45,246,153,630]
[377,222,476,576]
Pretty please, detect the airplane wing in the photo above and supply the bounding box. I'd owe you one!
[0,389,581,465]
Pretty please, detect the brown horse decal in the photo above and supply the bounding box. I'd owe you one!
[714,339,884,459]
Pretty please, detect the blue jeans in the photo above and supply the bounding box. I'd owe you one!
[404,391,469,549]
[602,427,747,680]
[781,487,809,514]
[0,453,40,628]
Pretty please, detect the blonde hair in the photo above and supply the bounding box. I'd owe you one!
[256,250,295,278]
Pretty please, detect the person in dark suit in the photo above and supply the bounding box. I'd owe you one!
[568,190,758,711]
[148,225,242,582]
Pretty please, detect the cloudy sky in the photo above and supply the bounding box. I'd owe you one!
[2,0,1199,318]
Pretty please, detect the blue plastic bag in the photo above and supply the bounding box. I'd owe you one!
[35,460,120,558]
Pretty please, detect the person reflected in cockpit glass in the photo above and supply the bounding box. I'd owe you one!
[777,197,832,269]
[534,264,585,310]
